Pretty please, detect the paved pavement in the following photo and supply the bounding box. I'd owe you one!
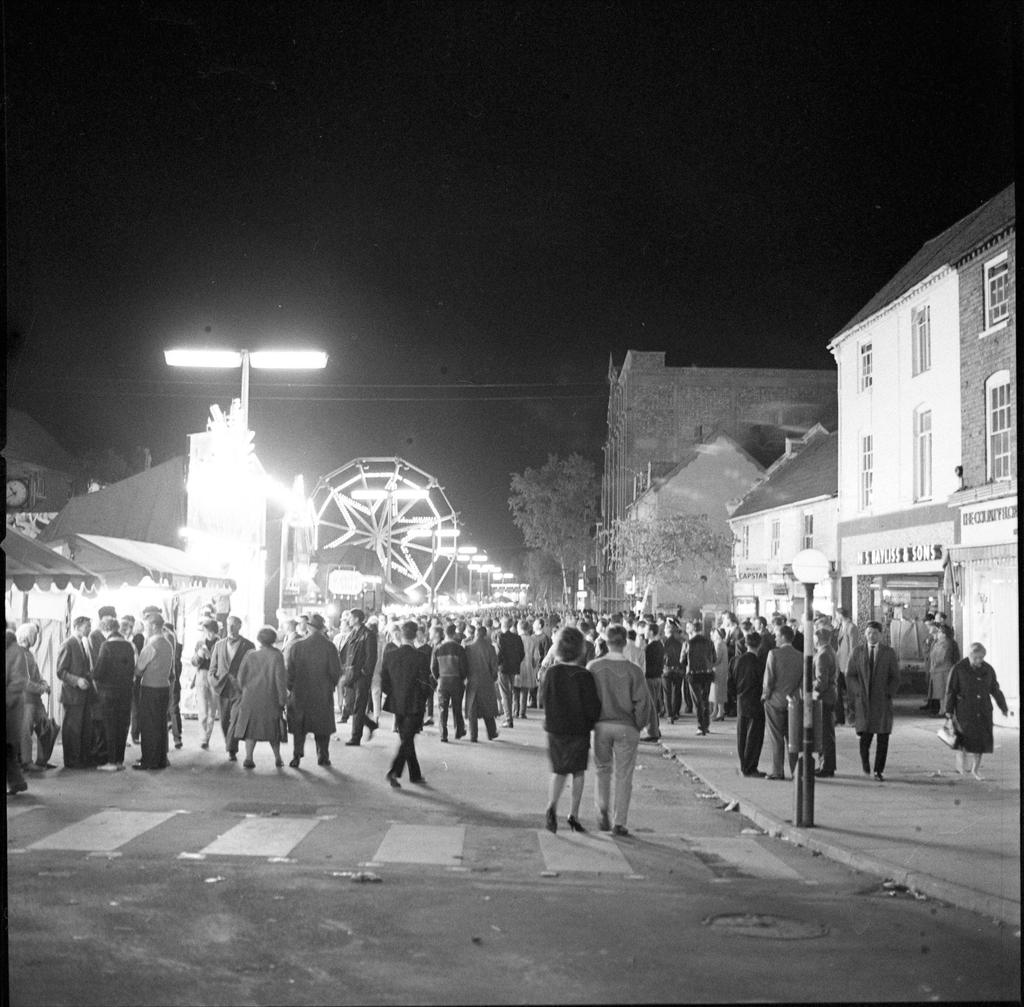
[656,697,1021,926]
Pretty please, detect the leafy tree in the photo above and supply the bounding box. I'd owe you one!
[603,513,733,612]
[508,453,598,606]
[524,549,562,608]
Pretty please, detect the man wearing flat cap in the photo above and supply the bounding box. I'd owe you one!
[285,612,342,767]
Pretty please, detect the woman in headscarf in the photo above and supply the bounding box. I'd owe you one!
[943,643,1008,780]
[232,626,288,769]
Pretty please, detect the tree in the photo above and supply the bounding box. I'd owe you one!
[524,549,562,608]
[603,513,733,613]
[508,454,599,606]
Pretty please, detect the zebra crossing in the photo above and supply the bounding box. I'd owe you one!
[7,803,800,881]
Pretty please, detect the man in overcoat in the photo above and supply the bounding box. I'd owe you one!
[381,620,432,787]
[56,616,96,768]
[464,625,500,742]
[208,615,254,761]
[845,620,900,781]
[339,608,378,746]
[285,612,342,767]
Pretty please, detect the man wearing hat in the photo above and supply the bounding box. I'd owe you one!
[338,609,378,746]
[285,612,342,767]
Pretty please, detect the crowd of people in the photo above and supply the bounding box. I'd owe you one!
[5,603,1009,811]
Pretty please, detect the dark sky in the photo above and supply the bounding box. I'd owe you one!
[4,1,1018,558]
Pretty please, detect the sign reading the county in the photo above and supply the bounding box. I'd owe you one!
[857,544,942,566]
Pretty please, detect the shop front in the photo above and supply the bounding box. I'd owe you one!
[948,493,1018,727]
[839,520,953,693]
[731,563,770,619]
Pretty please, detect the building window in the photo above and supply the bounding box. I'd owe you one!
[985,253,1009,330]
[859,342,873,391]
[913,407,933,501]
[911,305,931,376]
[986,370,1012,481]
[769,518,781,559]
[741,524,750,560]
[802,512,814,550]
[860,434,874,510]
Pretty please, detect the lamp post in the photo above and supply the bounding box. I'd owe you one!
[790,548,830,828]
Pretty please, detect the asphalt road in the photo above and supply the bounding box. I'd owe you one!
[6,712,1021,1005]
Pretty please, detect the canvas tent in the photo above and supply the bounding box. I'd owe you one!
[3,525,101,592]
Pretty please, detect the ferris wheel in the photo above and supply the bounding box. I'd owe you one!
[309,457,459,603]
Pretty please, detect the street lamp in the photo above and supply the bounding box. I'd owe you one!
[164,347,328,431]
[790,547,830,828]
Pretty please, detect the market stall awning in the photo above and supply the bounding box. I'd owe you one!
[3,525,102,591]
[53,533,236,591]
[39,456,186,548]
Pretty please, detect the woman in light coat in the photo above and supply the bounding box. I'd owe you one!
[232,627,288,769]
[710,627,730,721]
[515,620,540,719]
[928,625,959,717]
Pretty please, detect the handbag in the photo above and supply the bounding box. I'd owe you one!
[34,713,60,764]
[936,717,957,748]
[279,712,289,744]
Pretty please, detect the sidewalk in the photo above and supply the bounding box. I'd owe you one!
[657,698,1020,926]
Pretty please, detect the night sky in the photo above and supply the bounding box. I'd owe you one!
[4,1,1018,559]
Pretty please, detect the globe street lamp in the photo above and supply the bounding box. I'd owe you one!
[790,547,831,828]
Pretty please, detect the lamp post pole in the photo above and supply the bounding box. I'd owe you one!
[797,578,816,827]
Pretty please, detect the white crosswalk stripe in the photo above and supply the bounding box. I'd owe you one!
[27,810,181,852]
[371,824,466,866]
[684,837,803,879]
[195,816,321,858]
[536,830,633,874]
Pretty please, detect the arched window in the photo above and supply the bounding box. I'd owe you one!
[985,370,1013,481]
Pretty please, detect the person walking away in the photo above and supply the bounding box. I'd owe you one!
[734,630,766,777]
[928,625,960,717]
[811,627,838,777]
[684,629,716,736]
[761,624,803,780]
[710,627,730,721]
[420,624,441,726]
[496,616,525,729]
[844,621,900,782]
[540,627,602,834]
[208,616,255,762]
[233,627,289,768]
[92,617,136,771]
[641,622,664,741]
[381,621,432,788]
[531,618,552,708]
[285,612,342,767]
[431,623,469,742]
[6,630,29,795]
[661,621,684,724]
[834,607,861,725]
[190,620,222,750]
[55,616,96,768]
[943,643,1008,779]
[16,624,53,772]
[515,619,540,719]
[587,625,652,836]
[339,609,378,746]
[464,625,500,742]
[133,614,174,770]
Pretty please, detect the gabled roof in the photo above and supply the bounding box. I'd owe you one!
[648,432,763,490]
[729,429,837,519]
[834,184,1015,340]
[2,525,102,591]
[2,408,76,473]
[38,457,186,549]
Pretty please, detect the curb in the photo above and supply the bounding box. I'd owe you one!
[663,743,1021,929]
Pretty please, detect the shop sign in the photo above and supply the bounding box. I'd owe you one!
[328,569,363,595]
[734,565,768,581]
[857,544,942,566]
[771,583,790,596]
[960,500,1017,547]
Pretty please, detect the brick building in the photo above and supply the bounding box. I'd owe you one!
[600,351,836,605]
[946,183,1016,725]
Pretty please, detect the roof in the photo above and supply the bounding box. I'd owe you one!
[2,525,102,592]
[729,429,837,519]
[835,184,1015,339]
[648,432,763,489]
[39,457,186,549]
[53,534,235,591]
[2,408,76,473]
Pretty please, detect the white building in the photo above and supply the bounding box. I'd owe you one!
[727,425,838,621]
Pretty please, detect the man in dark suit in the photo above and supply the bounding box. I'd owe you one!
[286,612,342,767]
[381,620,432,788]
[339,608,378,746]
[496,616,525,728]
[735,630,767,777]
[845,621,900,781]
[56,616,96,768]
[208,615,255,761]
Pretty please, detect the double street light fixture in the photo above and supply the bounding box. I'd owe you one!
[790,547,831,828]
